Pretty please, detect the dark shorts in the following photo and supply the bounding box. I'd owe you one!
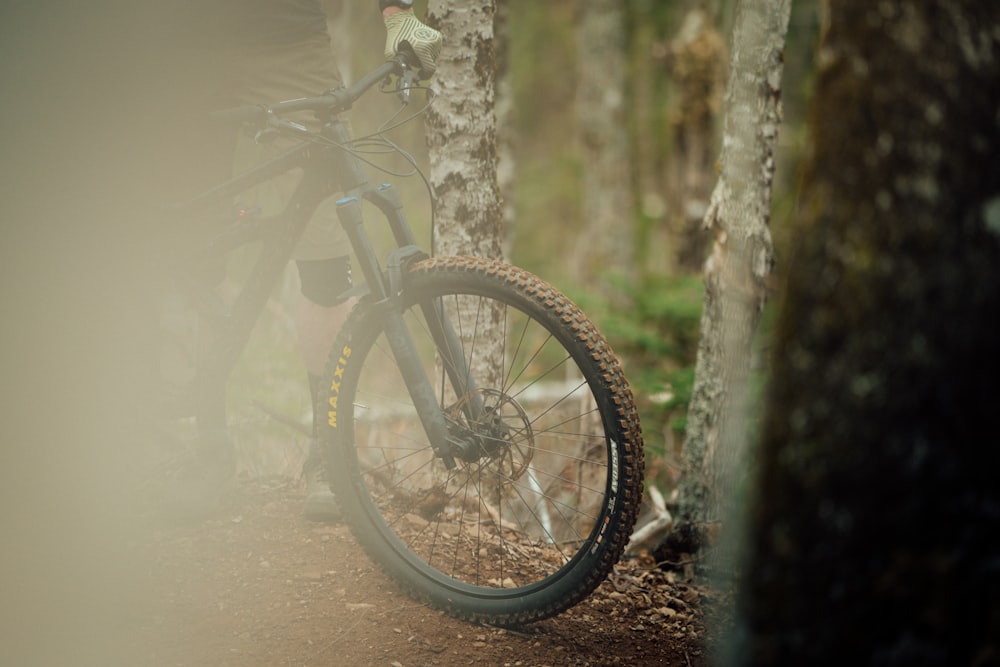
[220,33,349,261]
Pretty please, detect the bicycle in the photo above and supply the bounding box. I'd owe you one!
[156,51,645,626]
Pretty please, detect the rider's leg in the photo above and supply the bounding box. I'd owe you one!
[295,256,355,377]
[296,256,355,521]
[225,33,348,518]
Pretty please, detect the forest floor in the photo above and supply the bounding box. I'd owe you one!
[119,477,729,667]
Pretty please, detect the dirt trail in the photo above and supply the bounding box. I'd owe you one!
[118,479,716,666]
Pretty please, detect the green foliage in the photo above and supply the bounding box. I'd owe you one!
[572,272,702,372]
[616,274,702,441]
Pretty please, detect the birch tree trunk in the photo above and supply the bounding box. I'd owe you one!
[669,0,791,564]
[572,0,633,288]
[425,0,504,386]
[425,0,503,261]
[732,2,1000,663]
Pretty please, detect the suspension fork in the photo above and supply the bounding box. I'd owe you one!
[365,184,486,423]
[336,195,471,468]
[325,103,485,460]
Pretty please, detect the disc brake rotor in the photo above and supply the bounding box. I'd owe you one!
[445,387,534,483]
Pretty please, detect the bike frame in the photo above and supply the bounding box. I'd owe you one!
[163,59,477,466]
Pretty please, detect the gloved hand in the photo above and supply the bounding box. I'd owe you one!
[383,11,443,78]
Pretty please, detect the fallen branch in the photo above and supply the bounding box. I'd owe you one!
[626,485,674,555]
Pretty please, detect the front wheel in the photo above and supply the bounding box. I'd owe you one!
[320,256,644,625]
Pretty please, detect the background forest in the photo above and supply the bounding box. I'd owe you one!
[229,0,820,487]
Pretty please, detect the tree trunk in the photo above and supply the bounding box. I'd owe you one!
[425,0,504,386]
[669,0,791,564]
[571,0,633,289]
[425,0,503,262]
[731,2,1000,664]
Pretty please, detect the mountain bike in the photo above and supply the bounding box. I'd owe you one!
[158,51,644,626]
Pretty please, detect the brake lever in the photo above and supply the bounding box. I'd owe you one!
[393,40,426,106]
[397,69,420,105]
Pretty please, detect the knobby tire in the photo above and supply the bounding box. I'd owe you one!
[320,256,644,626]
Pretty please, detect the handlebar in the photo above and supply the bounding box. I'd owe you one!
[209,57,408,124]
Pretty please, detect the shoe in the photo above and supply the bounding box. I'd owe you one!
[302,455,341,522]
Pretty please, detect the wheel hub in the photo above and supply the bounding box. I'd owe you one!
[444,388,534,481]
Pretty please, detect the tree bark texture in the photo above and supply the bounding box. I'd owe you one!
[425,1,504,386]
[733,2,1000,664]
[673,0,790,555]
[572,0,633,288]
[425,0,504,261]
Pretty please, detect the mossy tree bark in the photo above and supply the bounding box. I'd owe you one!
[732,1,1000,664]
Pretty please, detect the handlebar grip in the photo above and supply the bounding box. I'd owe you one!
[207,58,405,123]
[264,59,403,115]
